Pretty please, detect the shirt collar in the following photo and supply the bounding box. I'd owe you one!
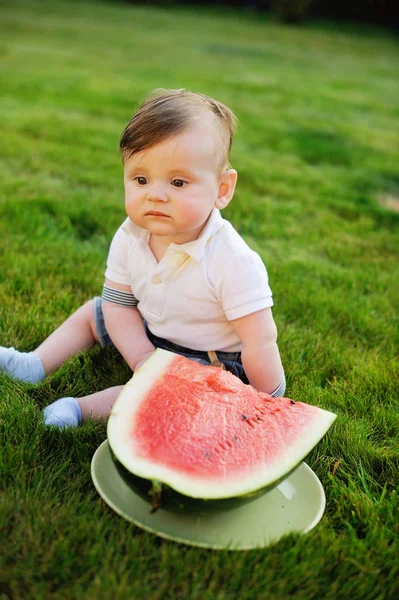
[121,217,147,239]
[121,208,225,262]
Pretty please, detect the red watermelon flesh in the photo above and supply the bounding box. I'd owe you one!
[108,349,336,500]
[133,356,322,479]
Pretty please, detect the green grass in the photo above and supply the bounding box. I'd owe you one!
[1,0,399,598]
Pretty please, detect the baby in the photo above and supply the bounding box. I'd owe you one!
[0,89,285,427]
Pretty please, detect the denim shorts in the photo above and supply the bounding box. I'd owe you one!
[93,297,249,383]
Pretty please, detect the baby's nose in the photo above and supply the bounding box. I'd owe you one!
[146,184,168,202]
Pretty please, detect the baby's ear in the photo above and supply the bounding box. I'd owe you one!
[215,169,238,210]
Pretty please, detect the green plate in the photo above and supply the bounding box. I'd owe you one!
[91,440,326,550]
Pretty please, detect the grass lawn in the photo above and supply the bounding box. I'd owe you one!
[1,0,398,598]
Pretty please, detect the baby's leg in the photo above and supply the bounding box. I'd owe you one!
[35,299,99,374]
[79,386,125,420]
[0,300,99,383]
[44,386,124,428]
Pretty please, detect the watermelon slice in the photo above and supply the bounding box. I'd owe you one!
[107,349,336,514]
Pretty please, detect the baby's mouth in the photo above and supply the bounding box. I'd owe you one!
[145,211,171,217]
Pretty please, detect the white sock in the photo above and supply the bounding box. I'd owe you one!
[43,397,82,428]
[0,347,45,383]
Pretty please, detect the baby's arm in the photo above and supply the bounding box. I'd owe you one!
[102,278,155,370]
[230,308,284,395]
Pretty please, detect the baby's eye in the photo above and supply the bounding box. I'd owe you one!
[171,179,186,188]
[135,176,148,185]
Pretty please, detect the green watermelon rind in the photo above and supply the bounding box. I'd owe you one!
[110,448,307,515]
[107,349,337,506]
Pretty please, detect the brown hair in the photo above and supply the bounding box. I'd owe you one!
[120,89,237,172]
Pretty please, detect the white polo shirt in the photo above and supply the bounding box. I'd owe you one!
[104,208,273,353]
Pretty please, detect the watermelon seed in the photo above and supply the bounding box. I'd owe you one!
[241,414,248,420]
[205,452,210,457]
[256,416,263,421]
[290,400,296,405]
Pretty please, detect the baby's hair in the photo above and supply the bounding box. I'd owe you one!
[120,88,237,173]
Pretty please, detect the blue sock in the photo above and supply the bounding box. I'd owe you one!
[43,397,82,428]
[0,347,45,383]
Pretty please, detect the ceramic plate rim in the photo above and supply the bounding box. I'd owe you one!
[91,440,326,550]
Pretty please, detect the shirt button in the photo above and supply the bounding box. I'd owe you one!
[152,276,161,285]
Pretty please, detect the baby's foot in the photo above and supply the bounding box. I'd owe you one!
[0,347,45,383]
[43,397,82,428]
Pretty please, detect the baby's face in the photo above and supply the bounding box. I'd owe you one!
[123,121,223,245]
